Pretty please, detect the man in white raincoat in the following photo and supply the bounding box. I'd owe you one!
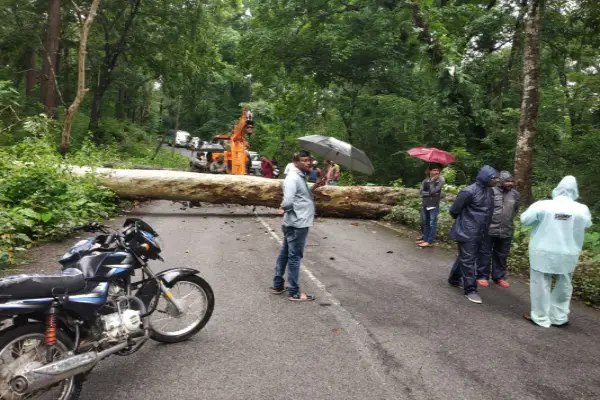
[520,176,592,327]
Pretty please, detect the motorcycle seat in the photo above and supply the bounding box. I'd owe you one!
[0,268,85,299]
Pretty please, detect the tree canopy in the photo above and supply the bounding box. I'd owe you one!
[1,0,600,212]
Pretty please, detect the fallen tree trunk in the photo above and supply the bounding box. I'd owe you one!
[75,168,420,218]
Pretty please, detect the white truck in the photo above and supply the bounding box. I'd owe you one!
[172,130,191,148]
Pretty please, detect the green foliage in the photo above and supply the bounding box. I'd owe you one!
[0,129,118,266]
[0,113,189,267]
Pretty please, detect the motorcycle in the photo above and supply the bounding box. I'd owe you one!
[0,218,214,400]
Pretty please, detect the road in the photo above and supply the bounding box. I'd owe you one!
[55,200,600,400]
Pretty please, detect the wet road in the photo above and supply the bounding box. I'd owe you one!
[72,200,600,400]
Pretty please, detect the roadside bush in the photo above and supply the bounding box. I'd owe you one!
[0,124,119,267]
[0,109,188,269]
[385,193,600,306]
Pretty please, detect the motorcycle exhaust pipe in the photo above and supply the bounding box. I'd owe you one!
[10,341,130,395]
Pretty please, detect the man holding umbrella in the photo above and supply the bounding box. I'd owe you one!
[407,148,455,247]
[417,164,445,247]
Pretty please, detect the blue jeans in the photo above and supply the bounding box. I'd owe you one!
[273,226,309,296]
[422,207,439,243]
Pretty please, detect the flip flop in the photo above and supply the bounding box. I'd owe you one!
[288,293,315,302]
[523,314,541,327]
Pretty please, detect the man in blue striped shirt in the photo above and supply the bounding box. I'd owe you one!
[271,150,326,301]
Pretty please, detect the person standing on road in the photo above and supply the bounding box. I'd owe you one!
[261,155,274,178]
[448,165,498,304]
[271,150,326,301]
[209,155,228,174]
[308,160,323,183]
[477,171,520,288]
[417,165,445,248]
[325,160,341,185]
[521,176,592,328]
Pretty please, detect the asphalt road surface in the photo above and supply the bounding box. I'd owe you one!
[46,200,598,400]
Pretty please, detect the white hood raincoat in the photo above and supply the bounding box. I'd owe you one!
[520,176,592,274]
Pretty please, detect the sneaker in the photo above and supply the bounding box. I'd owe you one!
[495,280,510,288]
[476,279,489,288]
[465,293,483,304]
[448,280,462,288]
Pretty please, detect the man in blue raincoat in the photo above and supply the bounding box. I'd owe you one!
[448,165,499,304]
[521,176,592,328]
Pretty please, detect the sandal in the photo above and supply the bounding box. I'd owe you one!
[288,293,315,302]
[418,242,433,247]
[523,313,541,327]
[270,286,288,295]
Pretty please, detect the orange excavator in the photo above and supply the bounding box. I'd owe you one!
[209,107,255,175]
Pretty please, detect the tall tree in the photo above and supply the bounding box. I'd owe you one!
[61,0,101,155]
[514,0,545,205]
[40,0,61,116]
[89,0,142,136]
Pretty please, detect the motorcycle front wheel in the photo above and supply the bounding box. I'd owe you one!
[149,275,214,343]
[0,323,83,400]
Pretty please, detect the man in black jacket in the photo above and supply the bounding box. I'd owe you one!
[417,165,445,247]
[477,171,520,288]
[448,165,498,304]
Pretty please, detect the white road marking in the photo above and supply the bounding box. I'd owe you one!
[254,214,414,395]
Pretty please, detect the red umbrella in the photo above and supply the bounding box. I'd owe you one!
[407,147,456,164]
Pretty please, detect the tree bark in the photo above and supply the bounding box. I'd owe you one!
[74,168,411,218]
[41,0,61,117]
[116,88,125,120]
[513,0,544,206]
[62,44,71,103]
[89,78,109,133]
[61,0,101,155]
[499,0,528,110]
[24,48,36,97]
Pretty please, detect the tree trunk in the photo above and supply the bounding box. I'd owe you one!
[141,90,152,126]
[61,0,101,155]
[89,79,109,133]
[62,44,71,103]
[24,48,36,97]
[116,88,125,120]
[73,168,412,218]
[41,0,61,117]
[513,0,544,206]
[499,0,528,110]
[174,97,181,130]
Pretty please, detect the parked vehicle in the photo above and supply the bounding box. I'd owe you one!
[0,219,214,400]
[249,151,261,176]
[173,130,191,148]
[188,137,201,150]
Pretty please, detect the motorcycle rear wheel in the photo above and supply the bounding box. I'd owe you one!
[0,323,83,400]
